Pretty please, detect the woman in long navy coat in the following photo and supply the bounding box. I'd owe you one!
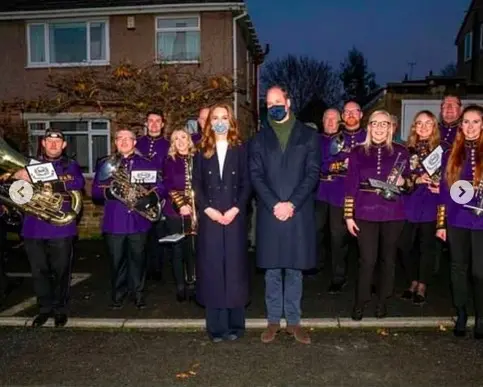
[192,103,251,342]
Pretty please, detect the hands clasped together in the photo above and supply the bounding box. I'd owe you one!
[273,201,294,222]
[204,206,240,226]
[416,172,439,194]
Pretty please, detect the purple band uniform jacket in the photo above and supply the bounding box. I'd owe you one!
[22,156,85,239]
[317,132,336,203]
[344,142,412,222]
[192,143,251,309]
[403,140,449,223]
[324,128,366,207]
[162,154,193,219]
[91,153,165,234]
[438,141,483,230]
[249,120,321,270]
[135,135,169,171]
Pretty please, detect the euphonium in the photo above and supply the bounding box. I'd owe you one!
[0,137,82,226]
[97,153,163,222]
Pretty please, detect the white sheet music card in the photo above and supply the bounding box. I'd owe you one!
[29,158,41,165]
[130,170,157,184]
[26,162,58,183]
[159,233,185,243]
[422,145,443,176]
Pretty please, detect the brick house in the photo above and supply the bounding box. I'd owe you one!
[0,0,265,237]
[456,0,483,82]
[362,75,483,141]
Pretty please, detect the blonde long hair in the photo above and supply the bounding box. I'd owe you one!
[362,110,393,154]
[167,128,197,159]
[405,110,440,151]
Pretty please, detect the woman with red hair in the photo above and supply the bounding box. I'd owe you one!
[436,104,483,339]
[192,103,251,342]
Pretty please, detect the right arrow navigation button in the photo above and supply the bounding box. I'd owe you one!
[450,180,475,205]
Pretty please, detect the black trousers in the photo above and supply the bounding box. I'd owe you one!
[105,232,148,303]
[165,216,195,290]
[315,200,330,269]
[24,237,74,314]
[447,226,483,316]
[146,219,166,275]
[400,221,437,285]
[356,220,404,304]
[329,204,358,283]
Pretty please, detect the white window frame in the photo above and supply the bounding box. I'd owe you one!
[26,18,110,68]
[26,115,111,177]
[464,31,473,62]
[246,50,251,103]
[154,14,201,64]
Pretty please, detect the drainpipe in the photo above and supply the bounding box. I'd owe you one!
[233,11,247,119]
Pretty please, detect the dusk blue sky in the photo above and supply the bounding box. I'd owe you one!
[245,0,469,85]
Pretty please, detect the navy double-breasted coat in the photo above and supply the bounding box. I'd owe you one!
[192,143,252,308]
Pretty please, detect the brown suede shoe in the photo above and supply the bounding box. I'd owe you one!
[260,323,280,343]
[286,325,311,344]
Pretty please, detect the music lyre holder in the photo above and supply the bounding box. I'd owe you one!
[368,152,406,201]
[421,145,443,185]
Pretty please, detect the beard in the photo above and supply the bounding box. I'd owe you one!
[344,117,359,128]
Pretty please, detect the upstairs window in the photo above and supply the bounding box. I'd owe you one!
[155,16,200,63]
[27,20,109,67]
[464,31,473,61]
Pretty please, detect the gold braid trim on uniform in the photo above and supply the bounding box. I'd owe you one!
[436,205,446,229]
[343,196,355,219]
[169,191,186,209]
[329,161,344,173]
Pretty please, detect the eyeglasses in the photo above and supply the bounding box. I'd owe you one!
[415,120,435,128]
[369,121,391,129]
[441,103,461,109]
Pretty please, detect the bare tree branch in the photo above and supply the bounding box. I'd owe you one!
[261,54,341,113]
[439,63,457,77]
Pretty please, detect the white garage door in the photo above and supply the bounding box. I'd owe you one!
[400,99,483,141]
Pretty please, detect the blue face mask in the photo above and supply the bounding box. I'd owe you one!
[268,105,287,121]
[212,120,229,134]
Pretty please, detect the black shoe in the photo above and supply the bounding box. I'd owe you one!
[328,281,346,294]
[351,305,364,321]
[413,293,426,305]
[186,285,196,302]
[454,307,468,337]
[32,313,50,327]
[54,314,68,327]
[109,301,123,310]
[401,290,414,300]
[135,296,146,309]
[375,303,387,318]
[371,285,377,295]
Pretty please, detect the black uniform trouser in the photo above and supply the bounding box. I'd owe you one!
[24,237,74,314]
[105,232,147,303]
[356,220,404,304]
[329,204,358,283]
[447,226,483,316]
[147,219,166,275]
[400,221,438,285]
[315,200,330,269]
[165,216,195,290]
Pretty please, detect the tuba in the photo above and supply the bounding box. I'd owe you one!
[0,137,82,226]
[97,153,163,222]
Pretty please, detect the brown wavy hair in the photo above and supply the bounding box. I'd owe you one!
[200,103,242,159]
[445,105,483,187]
[406,110,440,150]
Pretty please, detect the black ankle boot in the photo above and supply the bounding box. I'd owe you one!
[474,316,483,340]
[351,304,364,321]
[176,288,186,303]
[454,307,468,337]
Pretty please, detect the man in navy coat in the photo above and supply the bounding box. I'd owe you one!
[249,86,320,344]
